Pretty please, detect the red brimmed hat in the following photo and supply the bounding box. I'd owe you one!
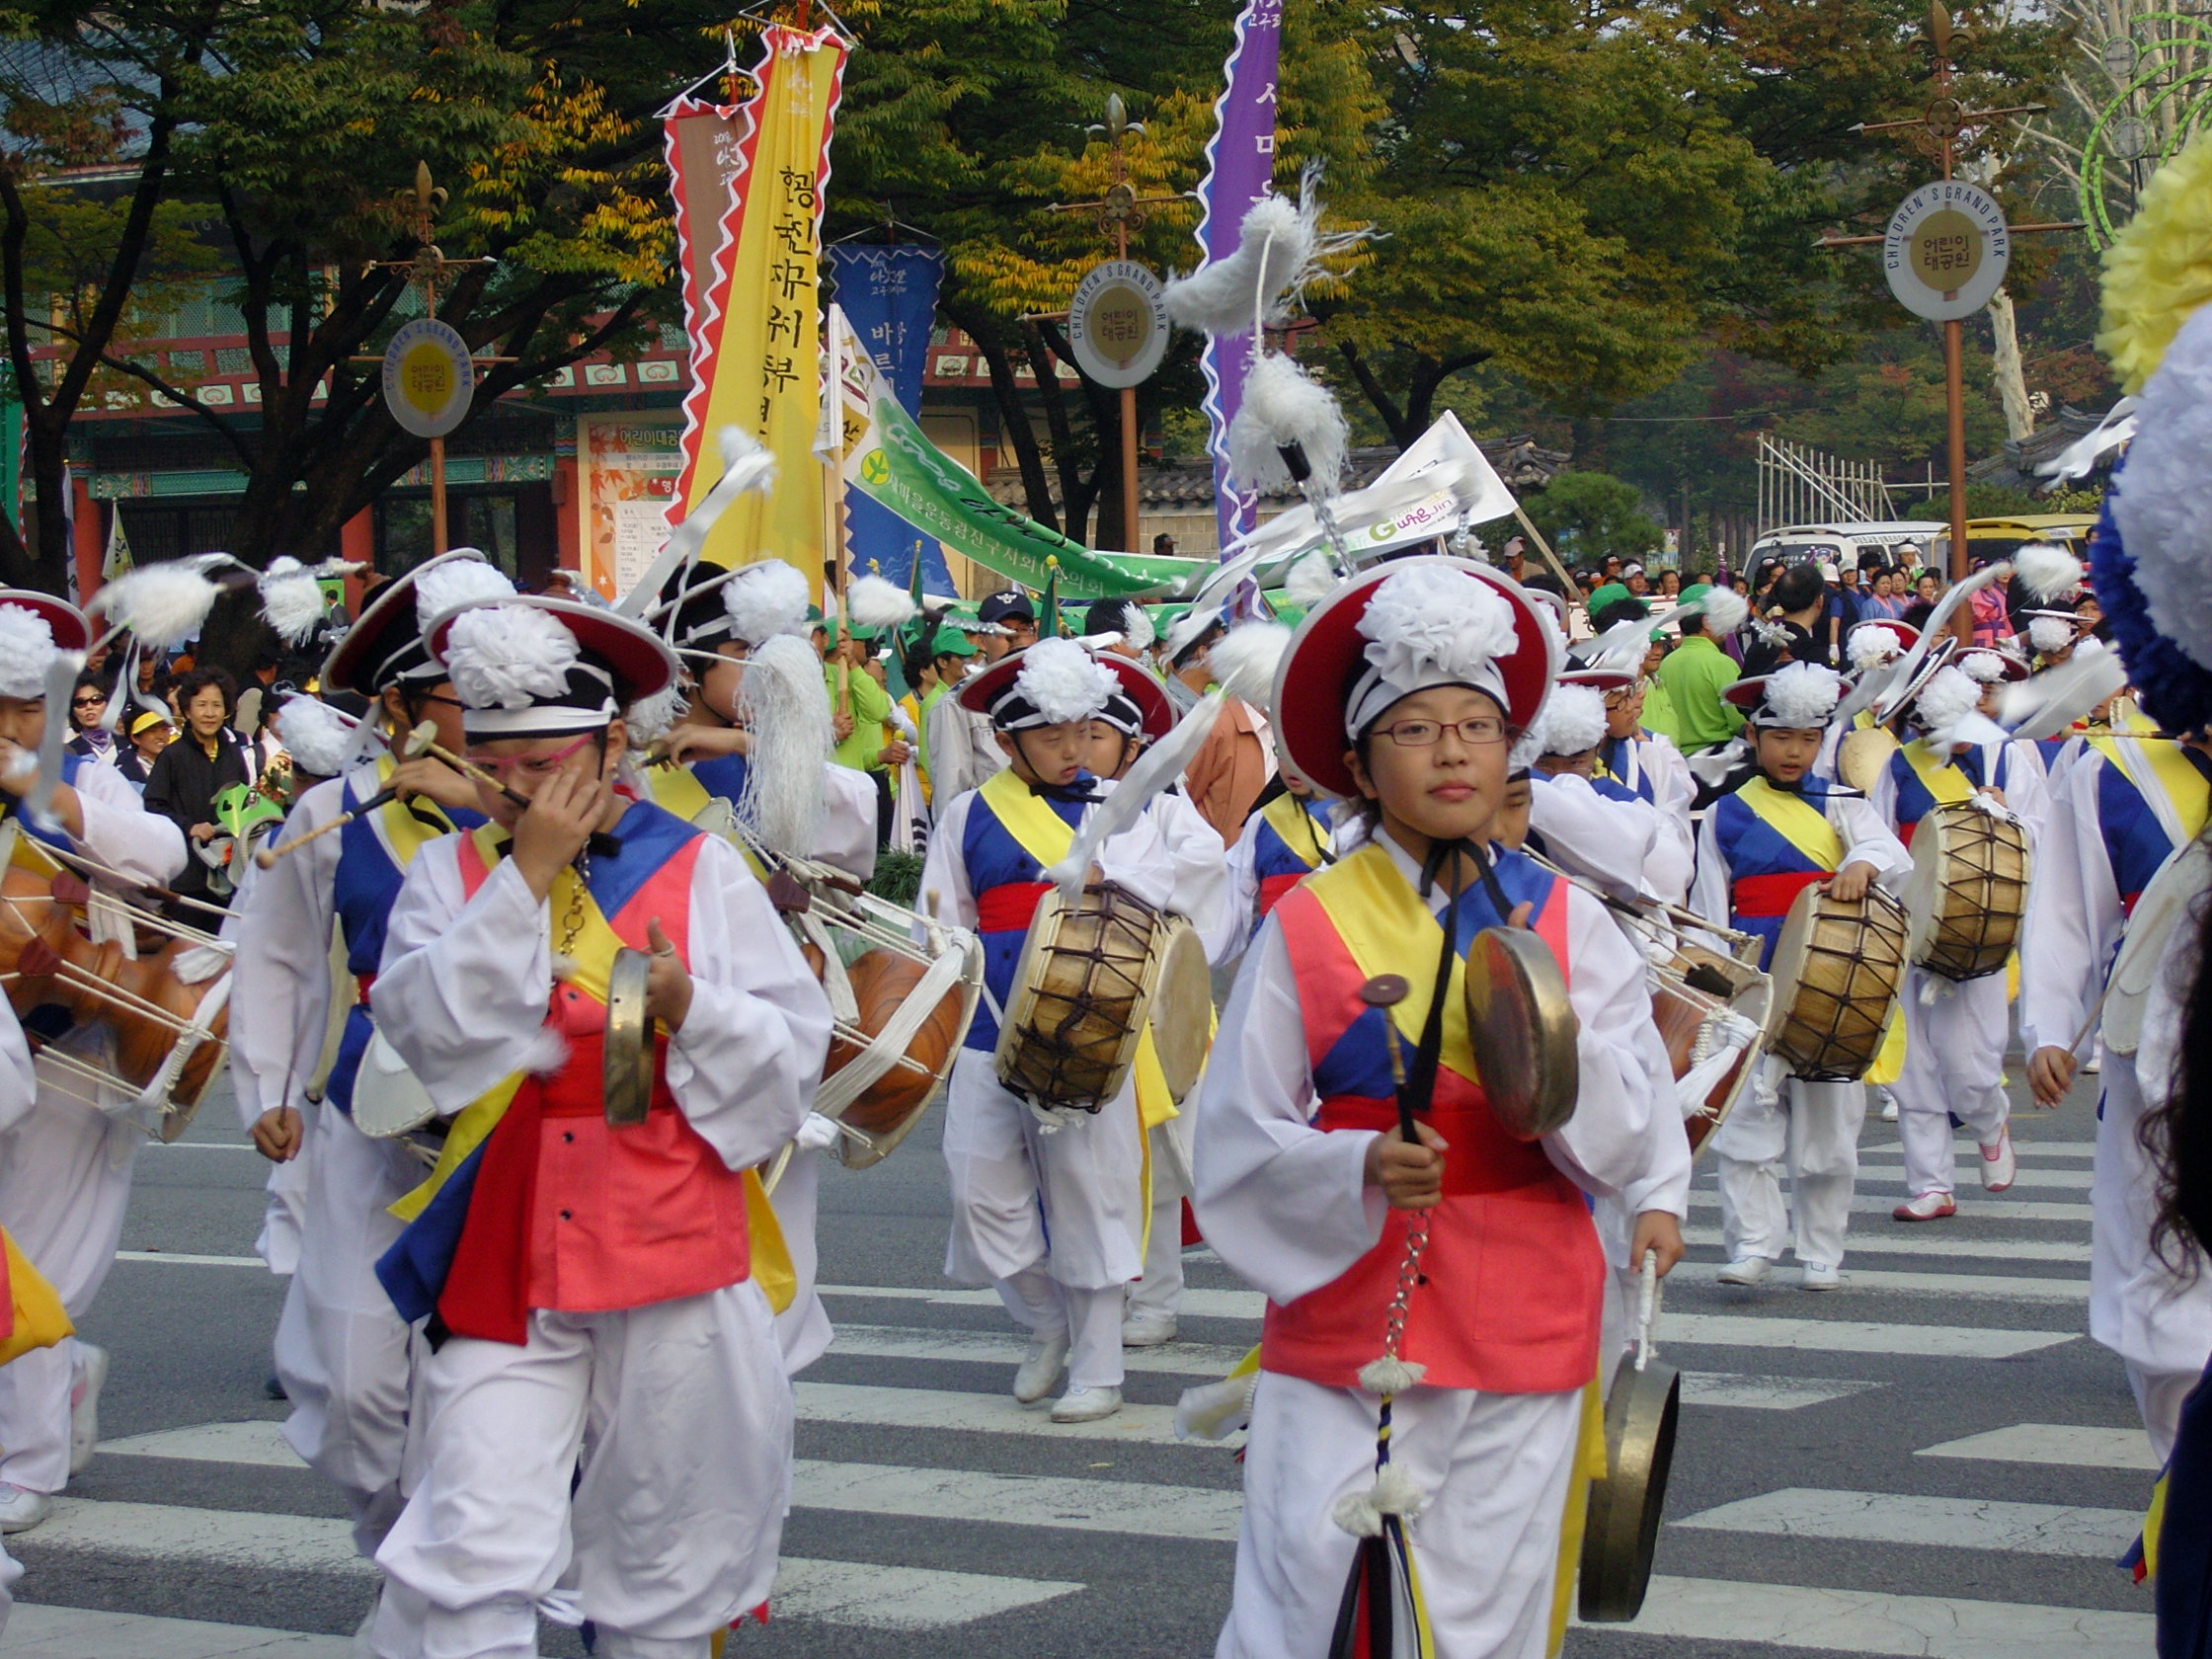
[1272,555,1558,798]
[1095,651,1174,742]
[956,637,1120,730]
[323,549,515,697]
[1557,666,1636,693]
[0,591,91,655]
[426,594,678,739]
[1958,644,2031,684]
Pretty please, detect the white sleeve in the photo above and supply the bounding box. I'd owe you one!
[813,762,879,883]
[1529,774,1653,902]
[1832,793,1912,886]
[2136,900,2202,1110]
[1868,754,1900,830]
[225,774,349,1127]
[1644,739,1697,903]
[661,833,833,1171]
[2020,755,2119,1054]
[1998,742,2051,850]
[1191,916,1384,1304]
[1618,994,1695,1224]
[0,997,36,1137]
[1690,808,1733,929]
[73,758,187,886]
[1206,812,1264,969]
[1152,792,1229,938]
[1541,884,1662,1199]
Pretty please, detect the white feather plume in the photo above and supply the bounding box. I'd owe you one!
[624,683,687,748]
[1207,621,1293,711]
[1847,623,1905,673]
[443,605,578,710]
[847,574,916,632]
[1871,563,2009,721]
[257,557,329,646]
[20,649,81,831]
[1163,195,1312,336]
[2028,615,2078,657]
[1910,665,1982,740]
[1228,351,1349,497]
[2001,643,2130,741]
[2012,540,2085,604]
[1357,564,1518,690]
[92,559,231,649]
[1762,662,1844,730]
[1695,586,1749,635]
[734,633,831,857]
[1532,681,1606,756]
[723,560,813,646]
[0,603,58,702]
[413,554,515,633]
[1116,600,1155,651]
[1013,637,1118,726]
[1046,691,1227,895]
[1283,550,1339,607]
[275,695,360,780]
[613,426,777,618]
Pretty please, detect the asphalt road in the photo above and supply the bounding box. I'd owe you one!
[10,1062,2160,1659]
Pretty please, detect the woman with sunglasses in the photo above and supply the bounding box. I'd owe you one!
[61,673,116,768]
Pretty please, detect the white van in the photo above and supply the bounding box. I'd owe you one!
[1748,520,1948,575]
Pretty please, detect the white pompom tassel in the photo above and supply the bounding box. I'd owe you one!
[1357,1355,1427,1395]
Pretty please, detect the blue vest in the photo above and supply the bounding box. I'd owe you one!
[691,751,748,802]
[2096,751,2210,911]
[1596,735,1658,804]
[1709,776,1841,970]
[961,781,1092,1053]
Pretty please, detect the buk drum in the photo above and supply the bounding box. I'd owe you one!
[1904,800,2030,983]
[1146,920,1214,1105]
[0,829,232,1142]
[995,881,1170,1114]
[1766,884,1909,1082]
[1648,943,1773,1153]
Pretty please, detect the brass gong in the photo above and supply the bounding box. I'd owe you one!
[1462,925,1578,1140]
[603,946,655,1127]
[1579,1351,1682,1621]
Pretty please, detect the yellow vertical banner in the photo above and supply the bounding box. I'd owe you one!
[672,24,848,587]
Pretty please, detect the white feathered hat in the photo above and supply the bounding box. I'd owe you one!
[426,595,677,741]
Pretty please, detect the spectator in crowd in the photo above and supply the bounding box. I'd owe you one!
[113,711,173,792]
[1658,568,1682,599]
[1649,583,1744,754]
[64,672,117,767]
[140,668,256,911]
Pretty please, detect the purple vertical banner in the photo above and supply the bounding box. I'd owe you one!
[1193,0,1284,552]
[825,244,955,594]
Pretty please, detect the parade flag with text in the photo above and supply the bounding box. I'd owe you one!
[1192,0,1283,550]
[670,23,848,582]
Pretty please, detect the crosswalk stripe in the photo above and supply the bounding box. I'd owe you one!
[820,1283,1268,1320]
[1659,1313,2077,1359]
[1671,1262,2088,1302]
[1850,1160,2094,1190]
[1674,1486,2142,1558]
[115,1251,266,1269]
[1688,1192,2094,1223]
[791,1457,1241,1542]
[99,1420,297,1466]
[1683,1227,2091,1264]
[4,1602,351,1657]
[1602,1573,2152,1657]
[11,1500,1088,1630]
[1918,1424,2159,1471]
[822,1324,1879,1412]
[800,1382,1186,1444]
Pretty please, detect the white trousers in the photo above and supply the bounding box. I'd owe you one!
[1128,1114,1193,1322]
[1712,1063,1864,1269]
[1894,968,2010,1197]
[274,1104,422,1556]
[0,1086,138,1492]
[2129,1361,2202,1466]
[256,1132,312,1276]
[1218,1374,1582,1659]
[766,1147,832,1376]
[369,1284,793,1659]
[0,1534,17,1639]
[941,1049,1144,1293]
[2092,1057,2212,1379]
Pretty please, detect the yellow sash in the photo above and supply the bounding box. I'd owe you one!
[1259,790,1329,869]
[361,755,465,871]
[1901,740,1975,807]
[0,1225,72,1368]
[1304,842,1477,1082]
[979,766,1077,866]
[648,762,715,825]
[390,828,793,1312]
[2088,734,2212,845]
[1737,778,1843,870]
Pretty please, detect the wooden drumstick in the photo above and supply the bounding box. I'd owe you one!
[254,727,438,868]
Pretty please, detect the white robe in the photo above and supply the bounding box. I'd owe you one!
[0,763,185,1495]
[365,825,830,1655]
[1193,830,1659,1659]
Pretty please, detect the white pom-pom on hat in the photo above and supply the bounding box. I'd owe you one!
[1910,664,1982,738]
[1758,662,1845,729]
[275,694,361,779]
[0,603,57,702]
[1013,636,1119,726]
[2012,541,2085,604]
[1959,650,2011,684]
[1696,586,1750,636]
[1346,563,1519,737]
[413,553,515,633]
[723,560,812,647]
[443,604,580,711]
[1533,681,1607,756]
[847,574,915,632]
[1848,623,1904,673]
[2029,614,2078,656]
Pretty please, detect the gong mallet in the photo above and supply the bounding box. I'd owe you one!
[408,724,623,858]
[253,726,439,868]
[1360,974,1416,1142]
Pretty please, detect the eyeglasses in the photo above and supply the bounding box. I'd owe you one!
[1373,715,1508,748]
[462,731,599,782]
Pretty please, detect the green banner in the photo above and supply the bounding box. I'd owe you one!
[843,386,1201,599]
[0,402,19,535]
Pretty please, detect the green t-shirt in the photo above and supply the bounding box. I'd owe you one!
[1649,634,1744,753]
[827,662,894,771]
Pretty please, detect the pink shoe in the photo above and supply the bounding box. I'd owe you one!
[1892,1191,1957,1222]
[1980,1127,2017,1193]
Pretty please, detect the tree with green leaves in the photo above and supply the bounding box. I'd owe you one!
[1523,470,1664,566]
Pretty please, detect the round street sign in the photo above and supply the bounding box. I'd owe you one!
[1882,182,2012,323]
[1068,259,1169,389]
[381,317,474,438]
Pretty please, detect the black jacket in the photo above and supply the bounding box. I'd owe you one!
[142,728,253,903]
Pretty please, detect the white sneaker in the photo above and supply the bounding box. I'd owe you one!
[1879,1088,1899,1123]
[0,1484,51,1533]
[1979,1126,2017,1193]
[1051,1385,1123,1424]
[1715,1255,1772,1287]
[69,1343,107,1475]
[1012,1330,1070,1404]
[1122,1311,1178,1348]
[1799,1261,1845,1291]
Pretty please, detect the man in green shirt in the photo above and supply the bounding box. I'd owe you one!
[814,609,899,774]
[1649,584,1745,754]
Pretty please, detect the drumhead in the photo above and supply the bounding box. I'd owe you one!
[1763,884,1822,1042]
[1837,726,1898,796]
[1147,923,1213,1103]
[1903,810,1948,966]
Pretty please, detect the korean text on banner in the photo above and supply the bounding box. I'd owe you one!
[671,23,848,585]
[664,94,753,343]
[826,245,953,595]
[1192,0,1284,551]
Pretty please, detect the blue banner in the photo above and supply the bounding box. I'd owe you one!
[827,245,954,597]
